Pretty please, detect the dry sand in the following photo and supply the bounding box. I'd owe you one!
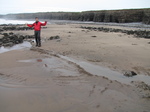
[0,23,150,112]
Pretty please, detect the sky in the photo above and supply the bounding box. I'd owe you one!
[0,0,149,14]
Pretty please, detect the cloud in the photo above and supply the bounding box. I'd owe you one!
[23,7,80,13]
[0,0,149,14]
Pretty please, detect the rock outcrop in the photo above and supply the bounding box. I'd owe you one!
[0,25,33,31]
[0,33,34,47]
[81,26,150,39]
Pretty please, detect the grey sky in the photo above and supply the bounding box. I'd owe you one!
[0,0,149,14]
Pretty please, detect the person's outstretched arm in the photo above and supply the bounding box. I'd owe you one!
[41,21,47,26]
[26,23,34,27]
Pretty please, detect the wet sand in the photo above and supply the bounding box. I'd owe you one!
[0,23,150,112]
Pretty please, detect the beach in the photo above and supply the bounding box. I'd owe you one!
[0,22,150,112]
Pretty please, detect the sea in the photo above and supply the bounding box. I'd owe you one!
[0,18,150,29]
[0,18,35,25]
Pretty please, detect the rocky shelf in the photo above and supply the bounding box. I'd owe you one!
[0,32,34,47]
[81,26,150,39]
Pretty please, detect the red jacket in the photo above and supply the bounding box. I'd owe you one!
[27,21,47,31]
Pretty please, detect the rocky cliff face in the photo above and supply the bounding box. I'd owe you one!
[81,9,146,23]
[143,9,150,24]
[1,8,150,24]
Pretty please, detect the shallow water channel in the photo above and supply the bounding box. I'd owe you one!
[19,55,150,85]
[0,41,32,53]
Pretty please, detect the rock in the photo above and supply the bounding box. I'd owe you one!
[2,33,9,36]
[91,36,97,37]
[49,37,54,40]
[1,25,33,31]
[0,41,3,46]
[24,35,35,39]
[9,32,14,35]
[0,28,4,32]
[124,71,137,77]
[48,35,60,40]
[3,42,14,47]
[81,26,150,39]
[0,32,34,47]
[0,24,47,32]
[54,35,60,39]
[19,35,25,40]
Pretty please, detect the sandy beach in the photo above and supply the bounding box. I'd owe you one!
[0,23,150,112]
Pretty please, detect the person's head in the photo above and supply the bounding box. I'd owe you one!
[35,17,39,22]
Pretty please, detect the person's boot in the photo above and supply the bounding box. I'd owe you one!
[38,43,41,47]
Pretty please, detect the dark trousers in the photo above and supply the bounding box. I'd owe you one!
[34,31,41,46]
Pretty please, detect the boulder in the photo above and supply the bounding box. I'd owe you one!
[124,71,137,77]
[2,33,9,36]
[9,32,14,35]
[2,42,14,47]
[48,35,60,40]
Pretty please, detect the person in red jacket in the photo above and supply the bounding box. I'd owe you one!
[26,17,47,47]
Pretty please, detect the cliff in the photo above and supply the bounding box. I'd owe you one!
[1,8,150,24]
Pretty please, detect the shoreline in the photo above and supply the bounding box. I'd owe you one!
[0,18,150,29]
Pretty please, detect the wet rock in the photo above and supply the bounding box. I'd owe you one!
[0,25,33,31]
[0,32,34,47]
[2,42,14,47]
[0,28,4,32]
[42,27,47,29]
[0,24,47,31]
[16,27,33,31]
[0,24,11,26]
[0,41,2,45]
[2,33,9,37]
[9,32,14,35]
[2,26,16,31]
[48,35,60,40]
[91,36,97,37]
[24,35,34,39]
[124,71,137,77]
[81,26,150,39]
[49,37,54,40]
